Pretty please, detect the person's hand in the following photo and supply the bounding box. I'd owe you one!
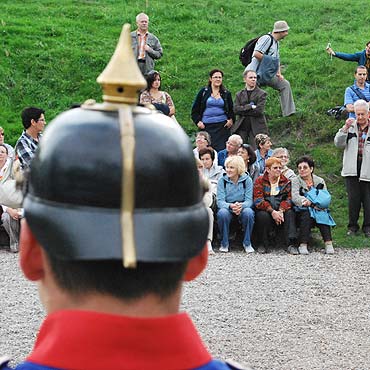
[144,44,151,52]
[271,209,284,225]
[276,72,284,81]
[343,118,355,132]
[7,207,19,220]
[302,199,311,207]
[230,202,242,215]
[224,119,233,129]
[326,46,335,56]
[197,121,205,129]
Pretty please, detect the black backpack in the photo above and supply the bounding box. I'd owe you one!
[239,34,273,67]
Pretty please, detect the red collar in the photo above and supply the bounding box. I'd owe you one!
[27,310,211,370]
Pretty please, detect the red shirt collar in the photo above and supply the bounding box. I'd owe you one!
[27,310,211,370]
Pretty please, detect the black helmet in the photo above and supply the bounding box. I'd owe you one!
[23,25,208,267]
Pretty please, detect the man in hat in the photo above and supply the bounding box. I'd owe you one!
[246,20,295,117]
[131,12,163,76]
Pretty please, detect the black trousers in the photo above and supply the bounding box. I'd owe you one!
[295,209,332,243]
[345,176,370,232]
[254,209,297,248]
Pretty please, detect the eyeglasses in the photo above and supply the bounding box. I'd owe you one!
[298,165,310,170]
[226,141,239,147]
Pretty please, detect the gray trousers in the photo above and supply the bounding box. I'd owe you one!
[2,212,20,251]
[263,76,296,116]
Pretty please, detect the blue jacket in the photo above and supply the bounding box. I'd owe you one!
[335,49,370,79]
[217,173,253,210]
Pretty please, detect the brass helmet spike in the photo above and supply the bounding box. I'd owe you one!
[97,24,147,104]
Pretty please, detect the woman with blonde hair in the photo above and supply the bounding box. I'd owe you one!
[216,155,254,253]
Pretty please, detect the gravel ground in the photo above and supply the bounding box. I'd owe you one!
[1,247,370,370]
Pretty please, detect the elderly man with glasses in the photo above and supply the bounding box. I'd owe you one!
[217,134,243,168]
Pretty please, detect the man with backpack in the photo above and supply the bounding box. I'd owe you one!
[244,21,296,117]
[344,66,370,118]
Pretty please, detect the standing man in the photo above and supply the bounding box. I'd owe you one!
[334,99,370,237]
[131,12,163,76]
[246,20,295,117]
[344,66,370,118]
[217,134,243,168]
[232,69,268,148]
[326,41,370,80]
[15,107,45,170]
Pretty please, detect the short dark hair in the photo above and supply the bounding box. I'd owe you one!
[145,70,160,91]
[198,147,215,161]
[240,144,256,165]
[21,107,45,129]
[296,155,315,170]
[47,254,187,301]
[355,65,367,74]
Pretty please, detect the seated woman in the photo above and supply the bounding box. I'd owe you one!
[272,147,296,180]
[193,131,218,166]
[140,70,176,118]
[217,156,254,253]
[0,144,21,253]
[255,133,273,176]
[199,147,223,195]
[0,127,14,159]
[196,158,215,255]
[191,69,234,152]
[238,144,260,182]
[291,156,334,255]
[253,157,297,254]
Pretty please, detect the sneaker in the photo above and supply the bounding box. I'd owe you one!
[298,245,309,255]
[243,244,255,254]
[287,245,299,255]
[257,245,266,254]
[325,244,334,254]
[219,245,229,253]
[207,240,215,255]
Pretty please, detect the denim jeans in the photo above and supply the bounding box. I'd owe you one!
[217,207,255,247]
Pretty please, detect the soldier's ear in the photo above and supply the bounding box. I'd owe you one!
[19,220,45,281]
[183,245,208,282]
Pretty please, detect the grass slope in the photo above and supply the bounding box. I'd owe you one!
[0,0,369,247]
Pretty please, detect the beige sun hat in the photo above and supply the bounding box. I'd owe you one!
[273,20,290,33]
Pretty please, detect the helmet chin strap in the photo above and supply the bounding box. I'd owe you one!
[119,106,137,268]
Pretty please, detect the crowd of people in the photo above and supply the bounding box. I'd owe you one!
[1,14,369,258]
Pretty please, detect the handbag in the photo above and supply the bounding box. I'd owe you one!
[326,105,348,120]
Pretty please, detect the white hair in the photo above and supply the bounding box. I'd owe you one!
[136,13,149,22]
[228,134,243,146]
[354,99,369,112]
